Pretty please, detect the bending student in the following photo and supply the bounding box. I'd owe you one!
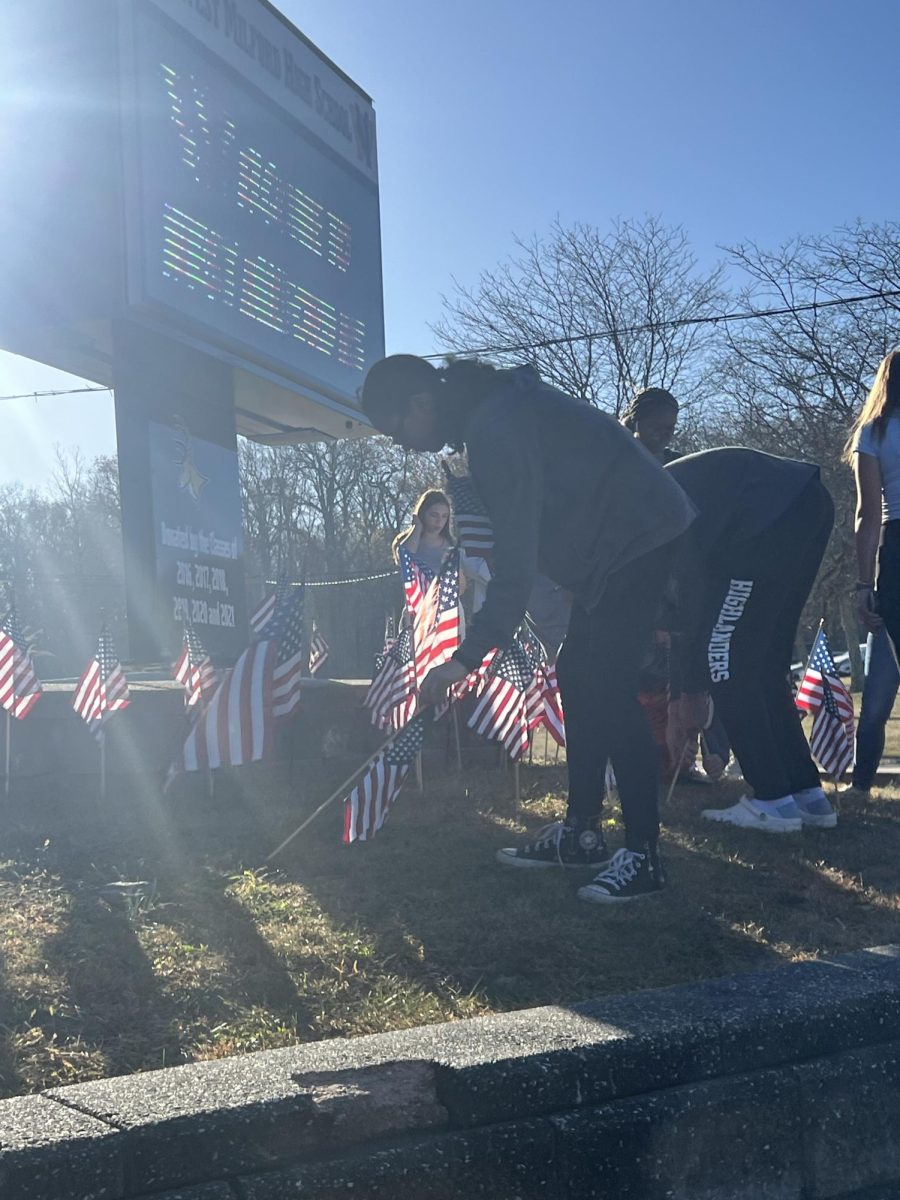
[361,355,695,902]
[665,447,835,832]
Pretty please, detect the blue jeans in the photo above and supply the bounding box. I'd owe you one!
[853,628,900,789]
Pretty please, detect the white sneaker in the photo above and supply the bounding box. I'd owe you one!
[701,796,802,834]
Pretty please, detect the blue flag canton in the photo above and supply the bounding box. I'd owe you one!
[810,632,843,717]
[97,627,120,680]
[385,711,427,766]
[1,606,28,651]
[493,636,536,692]
[446,474,489,518]
[399,545,435,586]
[267,586,305,664]
[184,623,209,663]
[435,550,460,614]
[809,631,838,677]
[388,626,413,666]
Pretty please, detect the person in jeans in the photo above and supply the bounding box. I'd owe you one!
[847,352,900,753]
[665,448,835,832]
[361,355,695,902]
[850,629,899,792]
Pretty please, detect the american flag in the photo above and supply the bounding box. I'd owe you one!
[399,545,431,617]
[173,625,217,709]
[443,469,494,560]
[308,621,329,676]
[179,640,275,771]
[268,584,306,718]
[343,710,427,843]
[795,628,855,777]
[409,546,461,687]
[73,625,130,742]
[250,576,290,635]
[469,633,541,760]
[373,614,396,675]
[537,660,566,746]
[0,605,42,720]
[175,586,304,774]
[366,625,417,730]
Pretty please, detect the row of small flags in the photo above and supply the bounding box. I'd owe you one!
[0,543,858,844]
[347,546,566,842]
[0,585,330,754]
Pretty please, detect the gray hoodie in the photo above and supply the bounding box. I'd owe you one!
[452,368,696,669]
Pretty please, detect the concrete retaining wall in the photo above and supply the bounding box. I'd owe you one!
[2,945,900,1199]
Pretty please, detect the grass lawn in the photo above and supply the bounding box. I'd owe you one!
[0,740,897,1100]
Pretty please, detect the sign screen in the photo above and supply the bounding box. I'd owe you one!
[123,0,384,404]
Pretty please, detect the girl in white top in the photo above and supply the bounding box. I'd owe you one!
[847,350,900,647]
[392,489,488,612]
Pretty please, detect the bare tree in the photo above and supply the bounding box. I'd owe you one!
[716,230,900,684]
[433,215,727,416]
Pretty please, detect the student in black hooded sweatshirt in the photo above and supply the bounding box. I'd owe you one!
[664,447,836,832]
[361,355,695,902]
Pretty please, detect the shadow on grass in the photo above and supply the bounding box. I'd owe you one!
[0,747,896,1098]
[254,756,900,1018]
[255,764,787,1015]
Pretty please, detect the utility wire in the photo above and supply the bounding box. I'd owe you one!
[0,385,111,402]
[4,288,900,399]
[420,288,900,360]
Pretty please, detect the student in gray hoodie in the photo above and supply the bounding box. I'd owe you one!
[361,355,695,902]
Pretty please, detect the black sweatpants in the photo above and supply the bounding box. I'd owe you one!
[695,479,834,801]
[556,538,680,848]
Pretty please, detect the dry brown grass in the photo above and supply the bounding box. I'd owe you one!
[0,745,897,1099]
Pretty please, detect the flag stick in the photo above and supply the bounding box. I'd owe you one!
[513,757,521,804]
[414,749,424,793]
[99,734,107,803]
[207,767,214,799]
[267,709,434,861]
[451,705,462,773]
[663,739,692,807]
[4,711,10,800]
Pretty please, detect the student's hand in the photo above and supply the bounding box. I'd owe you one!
[458,570,468,596]
[420,660,469,706]
[856,586,883,632]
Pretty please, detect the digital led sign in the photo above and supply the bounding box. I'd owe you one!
[0,0,383,661]
[120,0,384,408]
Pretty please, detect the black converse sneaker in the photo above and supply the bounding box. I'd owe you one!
[577,845,665,902]
[496,819,609,869]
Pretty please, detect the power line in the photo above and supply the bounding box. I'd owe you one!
[0,385,111,402]
[3,287,900,401]
[421,287,900,360]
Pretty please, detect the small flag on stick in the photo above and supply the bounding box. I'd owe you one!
[795,627,855,777]
[73,625,130,742]
[442,466,495,561]
[173,625,217,710]
[343,710,428,842]
[0,604,42,720]
[250,576,290,635]
[309,621,329,676]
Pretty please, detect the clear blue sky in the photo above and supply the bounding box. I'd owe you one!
[2,0,896,485]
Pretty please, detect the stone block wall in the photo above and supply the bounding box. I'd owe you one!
[2,946,900,1199]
